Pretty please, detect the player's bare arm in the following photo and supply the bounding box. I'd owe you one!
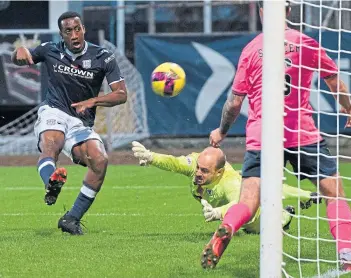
[219,93,245,134]
[71,81,127,114]
[210,93,246,147]
[11,46,34,66]
[324,76,351,127]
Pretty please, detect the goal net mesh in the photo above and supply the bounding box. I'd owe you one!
[281,1,351,277]
[0,38,149,155]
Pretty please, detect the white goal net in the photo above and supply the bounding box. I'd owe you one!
[0,34,149,155]
[262,1,351,278]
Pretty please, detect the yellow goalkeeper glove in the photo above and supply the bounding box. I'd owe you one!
[131,141,153,166]
[201,199,222,222]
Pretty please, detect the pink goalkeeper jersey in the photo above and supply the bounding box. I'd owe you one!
[232,28,338,150]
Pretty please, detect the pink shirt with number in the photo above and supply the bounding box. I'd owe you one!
[232,28,338,150]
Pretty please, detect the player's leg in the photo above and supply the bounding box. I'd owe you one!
[222,177,260,231]
[224,150,262,229]
[34,105,67,205]
[241,208,261,234]
[317,173,351,266]
[291,140,351,270]
[242,205,295,234]
[66,139,108,220]
[57,124,108,235]
[201,151,261,269]
[314,149,351,270]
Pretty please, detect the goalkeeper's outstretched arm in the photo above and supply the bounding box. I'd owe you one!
[132,141,196,177]
[282,183,311,201]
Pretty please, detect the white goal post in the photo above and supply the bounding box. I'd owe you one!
[260,1,286,277]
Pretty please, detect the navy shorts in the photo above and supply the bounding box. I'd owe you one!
[241,140,337,180]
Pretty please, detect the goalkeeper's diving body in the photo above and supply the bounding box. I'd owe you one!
[132,141,319,234]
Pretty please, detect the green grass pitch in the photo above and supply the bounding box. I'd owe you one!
[1,163,351,278]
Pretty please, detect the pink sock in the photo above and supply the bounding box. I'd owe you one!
[222,203,252,234]
[327,200,351,252]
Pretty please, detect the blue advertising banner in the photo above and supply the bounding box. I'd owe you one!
[135,32,351,136]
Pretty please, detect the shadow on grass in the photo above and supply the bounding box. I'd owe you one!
[34,228,57,237]
[168,261,259,278]
[1,227,57,238]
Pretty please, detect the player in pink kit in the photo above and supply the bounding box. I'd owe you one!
[201,1,351,271]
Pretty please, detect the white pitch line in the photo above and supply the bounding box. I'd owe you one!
[4,187,79,191]
[3,185,184,191]
[0,212,201,217]
[112,185,184,190]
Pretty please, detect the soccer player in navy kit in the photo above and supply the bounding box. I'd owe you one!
[11,11,127,235]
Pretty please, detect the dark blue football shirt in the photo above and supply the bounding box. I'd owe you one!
[30,41,123,127]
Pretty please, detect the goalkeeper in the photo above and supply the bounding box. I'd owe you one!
[132,141,320,234]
